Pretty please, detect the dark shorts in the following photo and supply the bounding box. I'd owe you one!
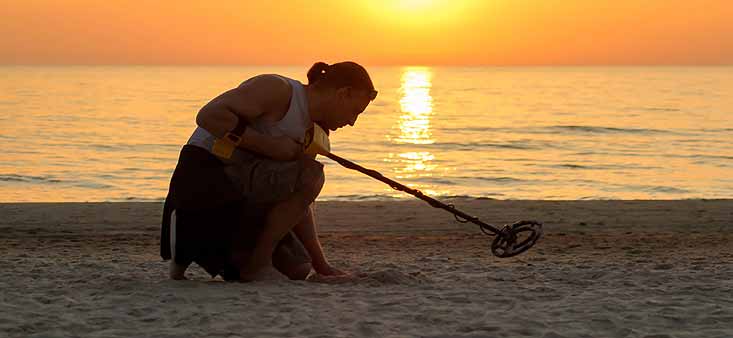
[166,145,316,279]
[222,150,307,206]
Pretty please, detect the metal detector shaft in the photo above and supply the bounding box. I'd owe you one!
[322,151,503,235]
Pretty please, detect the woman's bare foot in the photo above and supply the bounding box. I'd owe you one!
[239,247,288,282]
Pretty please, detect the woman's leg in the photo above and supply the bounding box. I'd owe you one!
[168,210,190,280]
[240,159,325,280]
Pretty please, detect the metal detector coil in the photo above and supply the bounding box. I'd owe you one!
[489,220,543,258]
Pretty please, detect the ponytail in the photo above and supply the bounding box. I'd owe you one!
[307,62,330,85]
[305,61,375,94]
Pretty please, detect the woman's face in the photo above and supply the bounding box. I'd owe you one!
[322,87,373,131]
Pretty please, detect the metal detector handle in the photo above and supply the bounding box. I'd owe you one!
[322,151,502,234]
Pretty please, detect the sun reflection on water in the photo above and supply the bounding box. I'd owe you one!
[385,67,447,197]
[395,68,434,145]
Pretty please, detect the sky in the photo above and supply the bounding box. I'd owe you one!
[1,0,731,66]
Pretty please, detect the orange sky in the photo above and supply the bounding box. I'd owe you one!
[1,0,731,66]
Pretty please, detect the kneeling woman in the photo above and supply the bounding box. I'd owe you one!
[161,62,377,281]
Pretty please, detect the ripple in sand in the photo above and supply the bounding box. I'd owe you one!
[308,269,432,286]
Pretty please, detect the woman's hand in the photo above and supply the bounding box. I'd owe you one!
[307,263,356,283]
[313,262,350,277]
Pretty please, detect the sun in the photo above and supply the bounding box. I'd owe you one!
[392,0,442,12]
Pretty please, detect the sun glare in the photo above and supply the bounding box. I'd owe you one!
[362,0,475,26]
[393,0,441,12]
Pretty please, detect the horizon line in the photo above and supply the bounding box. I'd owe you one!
[2,63,732,68]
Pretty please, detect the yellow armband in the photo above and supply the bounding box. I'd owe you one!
[211,118,247,159]
[211,132,242,159]
[304,124,331,156]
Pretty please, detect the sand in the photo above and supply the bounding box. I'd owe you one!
[1,199,732,338]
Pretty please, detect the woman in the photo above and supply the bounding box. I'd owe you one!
[160,61,377,281]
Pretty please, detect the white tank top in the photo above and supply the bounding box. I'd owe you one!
[187,75,312,156]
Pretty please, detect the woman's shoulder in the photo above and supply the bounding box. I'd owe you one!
[237,74,294,121]
[239,74,298,89]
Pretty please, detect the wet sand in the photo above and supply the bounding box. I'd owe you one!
[1,199,732,338]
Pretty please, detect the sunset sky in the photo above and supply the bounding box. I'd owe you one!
[1,0,731,66]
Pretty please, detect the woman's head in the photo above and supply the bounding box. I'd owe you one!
[306,61,377,131]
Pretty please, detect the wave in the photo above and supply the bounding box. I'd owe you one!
[553,164,589,169]
[426,141,538,151]
[474,176,526,183]
[601,184,692,194]
[0,174,61,183]
[417,177,456,185]
[546,163,662,170]
[74,182,115,189]
[439,127,510,133]
[624,106,682,112]
[117,196,166,202]
[548,125,670,135]
[377,140,542,151]
[440,125,682,136]
[666,154,733,161]
[647,186,691,194]
[89,143,181,152]
[699,128,733,133]
[320,194,404,201]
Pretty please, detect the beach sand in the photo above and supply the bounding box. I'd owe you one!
[1,199,731,338]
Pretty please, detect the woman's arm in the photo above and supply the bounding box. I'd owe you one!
[292,204,344,275]
[195,75,301,160]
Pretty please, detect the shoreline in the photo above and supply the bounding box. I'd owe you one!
[2,199,730,234]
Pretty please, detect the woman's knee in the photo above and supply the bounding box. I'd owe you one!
[298,159,325,197]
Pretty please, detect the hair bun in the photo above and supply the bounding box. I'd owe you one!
[305,61,375,94]
[307,62,330,84]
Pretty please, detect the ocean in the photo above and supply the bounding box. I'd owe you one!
[1,66,731,202]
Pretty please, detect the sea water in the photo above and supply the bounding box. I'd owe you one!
[1,66,731,201]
